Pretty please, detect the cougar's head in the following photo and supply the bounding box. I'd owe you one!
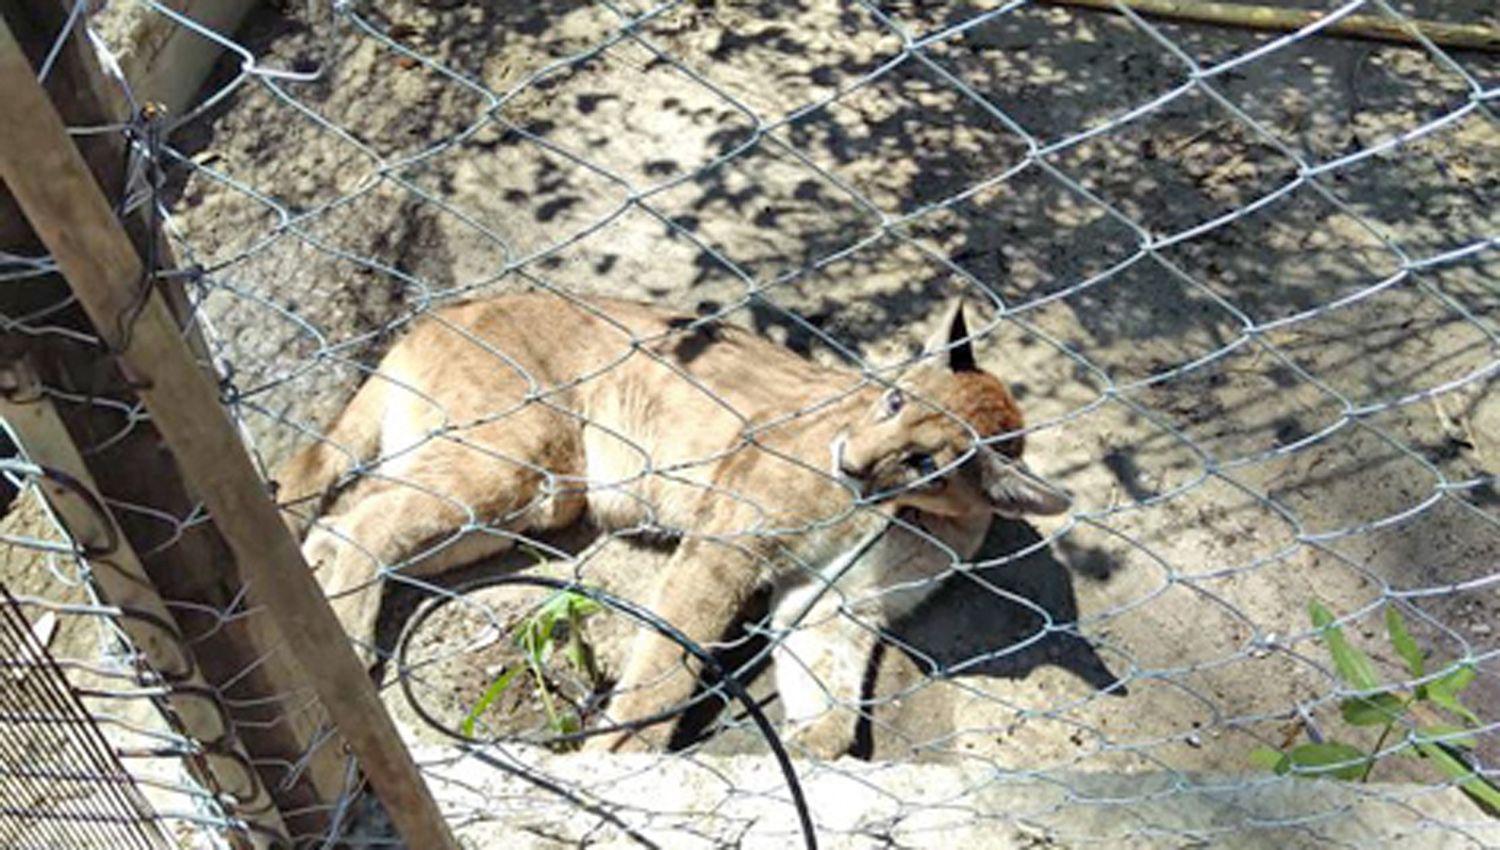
[832,300,1072,519]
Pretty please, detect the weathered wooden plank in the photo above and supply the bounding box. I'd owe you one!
[0,0,346,839]
[0,0,200,330]
[0,13,457,850]
[0,357,289,850]
[96,0,262,117]
[1039,0,1500,52]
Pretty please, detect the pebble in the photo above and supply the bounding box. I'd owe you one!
[1249,632,1278,658]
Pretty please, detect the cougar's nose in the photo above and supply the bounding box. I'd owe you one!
[832,436,870,483]
[838,451,872,481]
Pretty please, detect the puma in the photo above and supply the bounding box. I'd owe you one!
[274,291,1070,757]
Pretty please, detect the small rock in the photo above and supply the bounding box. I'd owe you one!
[1250,632,1279,658]
[30,611,57,648]
[470,123,503,148]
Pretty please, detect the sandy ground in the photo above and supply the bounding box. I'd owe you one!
[411,744,1500,849]
[2,0,1497,846]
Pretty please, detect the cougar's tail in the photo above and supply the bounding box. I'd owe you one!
[273,377,389,537]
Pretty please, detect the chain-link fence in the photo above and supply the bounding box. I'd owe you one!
[2,0,1498,847]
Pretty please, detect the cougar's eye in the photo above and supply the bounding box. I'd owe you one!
[881,388,905,419]
[905,452,938,477]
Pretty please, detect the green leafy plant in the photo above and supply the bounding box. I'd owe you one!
[461,589,604,747]
[1250,601,1499,814]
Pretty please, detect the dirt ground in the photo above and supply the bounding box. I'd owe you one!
[3,0,1498,845]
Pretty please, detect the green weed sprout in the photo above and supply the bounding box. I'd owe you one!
[1250,601,1499,814]
[461,589,604,747]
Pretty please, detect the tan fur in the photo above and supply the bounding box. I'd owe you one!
[275,292,1069,757]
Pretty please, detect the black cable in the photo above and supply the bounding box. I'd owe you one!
[393,575,818,850]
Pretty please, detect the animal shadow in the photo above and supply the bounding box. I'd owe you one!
[679,518,1125,757]
[882,518,1125,693]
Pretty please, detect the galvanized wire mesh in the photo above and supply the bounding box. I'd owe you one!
[0,582,172,850]
[0,430,303,849]
[2,0,1498,847]
[0,576,181,849]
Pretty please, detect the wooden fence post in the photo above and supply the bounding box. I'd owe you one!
[0,357,290,849]
[0,5,458,849]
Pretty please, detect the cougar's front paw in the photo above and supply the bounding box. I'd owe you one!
[582,715,671,754]
[301,524,343,574]
[583,728,645,754]
[301,523,383,671]
[783,712,858,760]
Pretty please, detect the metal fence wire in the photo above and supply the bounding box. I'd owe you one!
[1,0,1498,847]
[0,582,171,850]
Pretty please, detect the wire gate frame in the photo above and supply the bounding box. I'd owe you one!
[0,582,171,850]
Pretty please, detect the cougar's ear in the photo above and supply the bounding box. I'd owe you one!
[979,448,1072,517]
[923,299,978,373]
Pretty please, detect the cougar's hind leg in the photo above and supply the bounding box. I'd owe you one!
[274,375,389,537]
[589,531,770,752]
[304,420,585,665]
